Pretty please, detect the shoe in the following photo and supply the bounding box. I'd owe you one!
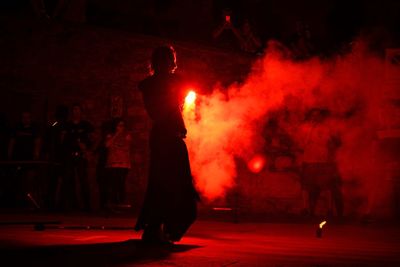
[141,224,175,245]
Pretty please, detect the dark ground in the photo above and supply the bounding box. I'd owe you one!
[0,212,399,266]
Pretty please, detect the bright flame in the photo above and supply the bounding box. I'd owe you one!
[185,90,196,107]
[319,221,327,229]
[183,90,196,122]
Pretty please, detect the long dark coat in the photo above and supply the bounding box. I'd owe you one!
[134,73,198,241]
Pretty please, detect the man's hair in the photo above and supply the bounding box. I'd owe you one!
[151,45,177,74]
[55,105,69,120]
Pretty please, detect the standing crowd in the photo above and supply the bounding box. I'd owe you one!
[0,104,132,213]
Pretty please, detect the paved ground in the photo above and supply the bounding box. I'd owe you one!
[1,213,400,266]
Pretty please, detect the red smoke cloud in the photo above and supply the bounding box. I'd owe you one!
[184,39,398,217]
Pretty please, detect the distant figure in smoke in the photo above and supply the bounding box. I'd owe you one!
[300,108,344,218]
[263,117,297,171]
[135,45,199,244]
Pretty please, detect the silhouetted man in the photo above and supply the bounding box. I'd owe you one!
[135,45,199,244]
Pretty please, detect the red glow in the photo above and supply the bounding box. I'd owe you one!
[184,39,399,215]
[212,207,233,211]
[225,15,231,23]
[247,154,266,173]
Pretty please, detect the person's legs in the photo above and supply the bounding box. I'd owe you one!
[108,168,118,206]
[45,165,60,211]
[12,166,26,208]
[326,164,344,218]
[77,158,90,211]
[24,167,39,208]
[116,168,128,205]
[308,187,320,217]
[331,180,344,218]
[300,164,314,216]
[61,160,78,211]
[142,223,174,244]
[97,165,108,211]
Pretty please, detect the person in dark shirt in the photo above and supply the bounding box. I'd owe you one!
[7,111,41,208]
[8,111,41,161]
[96,117,114,212]
[134,45,199,244]
[43,105,69,211]
[0,113,9,161]
[45,105,69,163]
[0,113,9,205]
[62,103,93,212]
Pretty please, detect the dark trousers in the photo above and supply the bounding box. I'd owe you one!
[61,156,90,211]
[301,162,344,217]
[96,164,107,210]
[45,163,64,211]
[1,165,32,208]
[104,167,128,207]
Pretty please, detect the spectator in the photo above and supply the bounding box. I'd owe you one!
[8,111,41,161]
[104,118,132,211]
[96,117,114,213]
[263,117,297,171]
[96,96,125,212]
[62,103,93,212]
[299,108,344,218]
[0,113,10,206]
[0,112,9,160]
[43,105,69,211]
[8,111,42,208]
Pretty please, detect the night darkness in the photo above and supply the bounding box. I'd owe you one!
[2,0,400,52]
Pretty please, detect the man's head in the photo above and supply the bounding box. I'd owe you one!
[151,45,177,74]
[71,103,82,121]
[113,118,126,133]
[21,111,32,127]
[55,105,69,122]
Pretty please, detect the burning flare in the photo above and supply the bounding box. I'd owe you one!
[183,90,197,122]
[319,220,327,229]
[184,90,196,107]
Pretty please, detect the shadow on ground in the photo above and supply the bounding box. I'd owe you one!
[2,239,201,266]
